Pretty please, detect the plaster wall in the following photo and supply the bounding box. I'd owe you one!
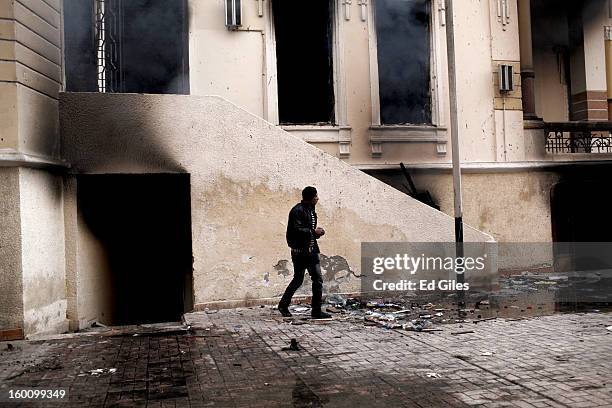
[452,0,496,163]
[16,86,60,158]
[19,168,68,336]
[0,168,23,330]
[582,0,610,92]
[531,0,612,122]
[74,204,114,328]
[342,0,375,164]
[489,0,521,62]
[188,0,265,117]
[494,110,525,161]
[63,176,78,331]
[533,49,570,122]
[63,175,113,330]
[60,93,493,308]
[0,83,19,149]
[184,0,521,166]
[371,169,560,269]
[0,0,62,159]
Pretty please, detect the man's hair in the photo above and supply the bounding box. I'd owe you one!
[302,186,318,201]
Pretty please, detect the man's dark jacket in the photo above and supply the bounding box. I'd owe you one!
[286,201,319,254]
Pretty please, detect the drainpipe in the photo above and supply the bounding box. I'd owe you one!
[444,0,465,308]
[605,26,612,120]
[518,0,537,119]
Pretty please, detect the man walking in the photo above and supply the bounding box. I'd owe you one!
[278,186,331,319]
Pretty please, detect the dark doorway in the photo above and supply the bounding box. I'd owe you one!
[551,180,612,242]
[77,174,193,325]
[551,178,612,272]
[273,0,335,124]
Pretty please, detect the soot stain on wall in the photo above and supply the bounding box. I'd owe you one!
[322,254,359,293]
[273,260,291,277]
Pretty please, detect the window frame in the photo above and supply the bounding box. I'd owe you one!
[265,0,351,155]
[367,0,445,128]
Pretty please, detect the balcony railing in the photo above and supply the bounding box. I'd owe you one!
[545,122,612,154]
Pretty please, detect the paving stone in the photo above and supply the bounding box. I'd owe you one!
[1,309,611,407]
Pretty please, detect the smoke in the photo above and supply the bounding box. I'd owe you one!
[64,0,190,95]
[115,0,190,94]
[63,0,97,92]
[531,0,573,50]
[375,0,431,125]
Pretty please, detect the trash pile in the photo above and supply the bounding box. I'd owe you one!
[498,270,612,310]
[286,294,477,332]
[281,271,612,328]
[500,272,573,293]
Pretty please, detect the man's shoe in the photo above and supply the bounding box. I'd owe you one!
[311,311,332,319]
[278,306,292,317]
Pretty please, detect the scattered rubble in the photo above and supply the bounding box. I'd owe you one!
[277,270,612,332]
[87,368,117,376]
[285,294,491,333]
[451,330,475,335]
[282,339,300,351]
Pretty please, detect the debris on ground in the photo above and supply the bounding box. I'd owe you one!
[326,294,346,307]
[279,269,612,332]
[87,368,117,376]
[282,339,300,351]
[426,372,442,378]
[403,319,431,332]
[325,306,342,314]
[451,330,475,335]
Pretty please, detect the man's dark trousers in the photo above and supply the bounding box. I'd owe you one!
[279,252,323,312]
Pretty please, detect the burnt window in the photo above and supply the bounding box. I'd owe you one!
[64,0,189,94]
[375,0,431,124]
[273,1,335,125]
[64,0,97,92]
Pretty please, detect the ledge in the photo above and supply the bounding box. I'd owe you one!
[281,125,351,144]
[357,159,612,173]
[369,125,448,143]
[0,149,70,169]
[281,125,352,143]
[523,118,545,129]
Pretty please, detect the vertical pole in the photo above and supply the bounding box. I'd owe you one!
[605,26,612,120]
[444,0,465,309]
[518,0,537,119]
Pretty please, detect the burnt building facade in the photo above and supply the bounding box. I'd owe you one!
[1,0,611,339]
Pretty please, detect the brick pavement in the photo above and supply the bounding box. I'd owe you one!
[1,309,611,407]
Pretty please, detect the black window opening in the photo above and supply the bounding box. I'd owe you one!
[64,0,98,92]
[64,0,190,94]
[273,0,335,125]
[375,0,432,125]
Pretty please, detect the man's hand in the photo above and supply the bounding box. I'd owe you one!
[315,227,325,237]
